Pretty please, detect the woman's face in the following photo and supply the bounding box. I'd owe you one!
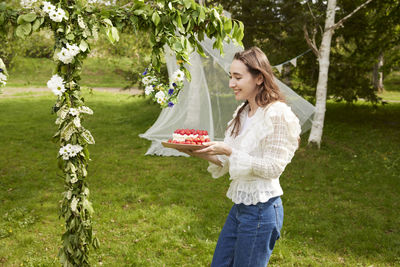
[229,59,260,102]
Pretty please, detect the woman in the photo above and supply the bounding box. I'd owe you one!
[180,46,301,266]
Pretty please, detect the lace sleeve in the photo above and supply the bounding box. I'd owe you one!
[207,155,229,179]
[228,113,299,180]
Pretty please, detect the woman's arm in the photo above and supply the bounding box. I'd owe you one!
[177,148,223,167]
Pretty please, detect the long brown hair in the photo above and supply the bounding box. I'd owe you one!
[228,47,285,137]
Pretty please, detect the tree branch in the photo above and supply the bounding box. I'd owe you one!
[303,24,320,57]
[329,0,374,31]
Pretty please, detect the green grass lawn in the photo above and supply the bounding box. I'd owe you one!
[385,71,400,92]
[0,91,399,266]
[6,57,134,88]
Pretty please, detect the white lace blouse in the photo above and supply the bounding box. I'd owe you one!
[207,101,301,205]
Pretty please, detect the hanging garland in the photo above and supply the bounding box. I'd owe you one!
[0,0,244,265]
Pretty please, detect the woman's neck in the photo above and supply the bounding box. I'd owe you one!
[247,99,259,115]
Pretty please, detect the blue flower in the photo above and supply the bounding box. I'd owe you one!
[142,68,148,76]
[168,102,174,107]
[168,88,174,95]
[172,82,177,87]
[0,68,3,73]
[152,85,155,87]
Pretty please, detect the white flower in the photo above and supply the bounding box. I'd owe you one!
[66,190,72,200]
[55,117,62,125]
[155,91,166,104]
[88,0,116,5]
[42,1,55,13]
[78,15,86,29]
[20,0,37,9]
[66,44,80,57]
[57,44,80,64]
[172,69,185,83]
[92,25,99,40]
[49,8,66,22]
[0,73,7,87]
[47,74,66,96]
[78,106,93,115]
[59,144,83,160]
[71,197,79,213]
[57,47,74,64]
[69,108,79,116]
[142,76,157,86]
[70,176,78,184]
[69,144,83,157]
[144,85,154,95]
[73,117,81,128]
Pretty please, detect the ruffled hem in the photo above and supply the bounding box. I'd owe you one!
[226,180,283,205]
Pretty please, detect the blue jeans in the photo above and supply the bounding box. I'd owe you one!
[211,196,284,267]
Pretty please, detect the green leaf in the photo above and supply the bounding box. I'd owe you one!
[198,6,205,22]
[15,25,25,38]
[16,23,31,38]
[152,11,160,26]
[21,13,37,23]
[103,18,113,26]
[66,33,75,41]
[32,19,41,32]
[224,18,232,33]
[79,40,89,52]
[17,15,24,25]
[195,41,207,58]
[176,14,184,32]
[232,21,239,39]
[83,146,90,160]
[133,9,145,16]
[61,122,75,141]
[83,199,94,214]
[93,237,100,249]
[106,28,115,44]
[238,21,244,41]
[111,27,119,42]
[183,0,192,9]
[82,129,95,144]
[213,9,221,22]
[182,67,191,82]
[172,40,183,52]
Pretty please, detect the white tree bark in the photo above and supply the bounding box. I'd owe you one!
[373,52,384,92]
[308,0,337,147]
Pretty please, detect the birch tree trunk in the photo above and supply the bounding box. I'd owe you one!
[373,52,384,92]
[308,0,337,148]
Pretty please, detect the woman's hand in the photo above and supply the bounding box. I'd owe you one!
[192,141,232,156]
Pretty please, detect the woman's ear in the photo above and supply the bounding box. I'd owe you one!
[256,74,263,85]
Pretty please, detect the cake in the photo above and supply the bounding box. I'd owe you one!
[167,129,210,145]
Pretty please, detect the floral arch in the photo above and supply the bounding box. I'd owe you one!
[0,0,243,265]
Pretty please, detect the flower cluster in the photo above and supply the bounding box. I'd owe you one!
[141,68,185,108]
[71,197,79,213]
[42,1,67,22]
[59,144,83,160]
[20,0,37,9]
[88,0,117,6]
[47,74,66,96]
[57,44,80,64]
